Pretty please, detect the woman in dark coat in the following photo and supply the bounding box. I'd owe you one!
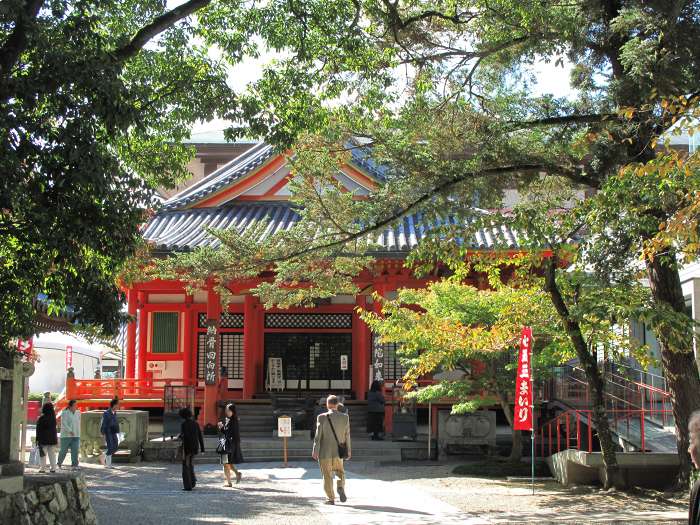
[367,380,386,440]
[179,408,204,491]
[36,402,58,472]
[217,403,243,487]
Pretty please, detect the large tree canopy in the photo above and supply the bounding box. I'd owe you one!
[142,1,700,485]
[0,0,371,349]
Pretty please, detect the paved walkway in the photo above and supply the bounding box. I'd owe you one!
[81,461,687,524]
[83,461,471,525]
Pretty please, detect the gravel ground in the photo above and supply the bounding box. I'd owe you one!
[347,462,689,523]
[79,461,689,524]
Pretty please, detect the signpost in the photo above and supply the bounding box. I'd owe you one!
[278,415,292,467]
[340,354,348,397]
[513,326,534,495]
[65,345,73,370]
[268,357,284,391]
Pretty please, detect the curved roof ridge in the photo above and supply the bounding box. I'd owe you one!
[162,142,275,210]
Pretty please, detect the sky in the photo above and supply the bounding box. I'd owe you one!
[191,55,577,136]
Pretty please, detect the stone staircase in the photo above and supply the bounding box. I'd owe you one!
[193,436,424,464]
[233,400,369,438]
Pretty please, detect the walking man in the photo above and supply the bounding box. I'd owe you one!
[100,398,120,468]
[312,395,351,505]
[179,407,204,491]
[57,400,81,470]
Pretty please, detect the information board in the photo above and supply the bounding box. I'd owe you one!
[340,354,348,371]
[268,357,284,390]
[278,415,292,438]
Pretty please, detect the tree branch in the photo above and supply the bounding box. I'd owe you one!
[0,0,44,80]
[260,163,551,266]
[111,0,213,62]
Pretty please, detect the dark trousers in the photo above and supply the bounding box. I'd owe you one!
[105,433,119,456]
[182,454,196,490]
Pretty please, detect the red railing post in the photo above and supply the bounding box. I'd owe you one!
[549,423,552,456]
[576,412,581,450]
[640,411,645,453]
[565,413,570,450]
[557,416,561,452]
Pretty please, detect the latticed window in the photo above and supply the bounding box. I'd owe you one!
[196,332,244,380]
[198,312,244,329]
[264,313,352,329]
[220,333,244,379]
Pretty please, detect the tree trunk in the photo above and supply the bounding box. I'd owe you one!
[544,258,620,488]
[646,254,700,487]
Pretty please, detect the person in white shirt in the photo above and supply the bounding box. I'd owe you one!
[57,400,81,470]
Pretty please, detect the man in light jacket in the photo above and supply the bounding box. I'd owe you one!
[57,400,81,470]
[312,395,351,505]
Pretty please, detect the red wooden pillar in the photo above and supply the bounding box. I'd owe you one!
[125,289,137,379]
[137,291,148,380]
[182,294,193,384]
[203,288,221,427]
[352,295,371,400]
[243,295,263,399]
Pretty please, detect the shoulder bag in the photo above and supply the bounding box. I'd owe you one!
[326,415,349,459]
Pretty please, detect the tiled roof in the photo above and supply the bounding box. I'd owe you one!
[162,143,276,210]
[143,201,521,253]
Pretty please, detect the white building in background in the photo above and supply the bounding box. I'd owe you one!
[29,332,121,395]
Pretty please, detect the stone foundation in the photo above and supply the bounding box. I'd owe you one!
[0,473,98,525]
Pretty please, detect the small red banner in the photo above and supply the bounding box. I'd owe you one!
[17,338,33,356]
[513,327,533,431]
[65,345,73,369]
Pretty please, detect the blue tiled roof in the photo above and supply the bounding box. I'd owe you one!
[143,201,521,253]
[162,143,276,210]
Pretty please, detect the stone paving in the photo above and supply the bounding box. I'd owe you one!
[81,461,688,524]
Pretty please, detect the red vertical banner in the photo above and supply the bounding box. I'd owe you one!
[65,345,73,369]
[513,327,533,431]
[17,338,33,357]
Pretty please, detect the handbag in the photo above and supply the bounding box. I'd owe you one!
[326,415,349,459]
[28,446,40,466]
[216,437,230,455]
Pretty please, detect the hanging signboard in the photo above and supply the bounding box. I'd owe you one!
[372,338,384,382]
[204,320,219,385]
[513,327,533,431]
[65,345,73,370]
[268,357,284,390]
[340,354,348,371]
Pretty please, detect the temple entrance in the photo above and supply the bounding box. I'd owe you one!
[264,333,352,391]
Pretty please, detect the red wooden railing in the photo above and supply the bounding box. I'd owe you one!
[56,377,199,412]
[541,364,675,456]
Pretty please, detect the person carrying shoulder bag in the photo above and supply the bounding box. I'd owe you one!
[312,395,351,505]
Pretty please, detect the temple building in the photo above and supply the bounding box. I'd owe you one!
[110,141,521,430]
